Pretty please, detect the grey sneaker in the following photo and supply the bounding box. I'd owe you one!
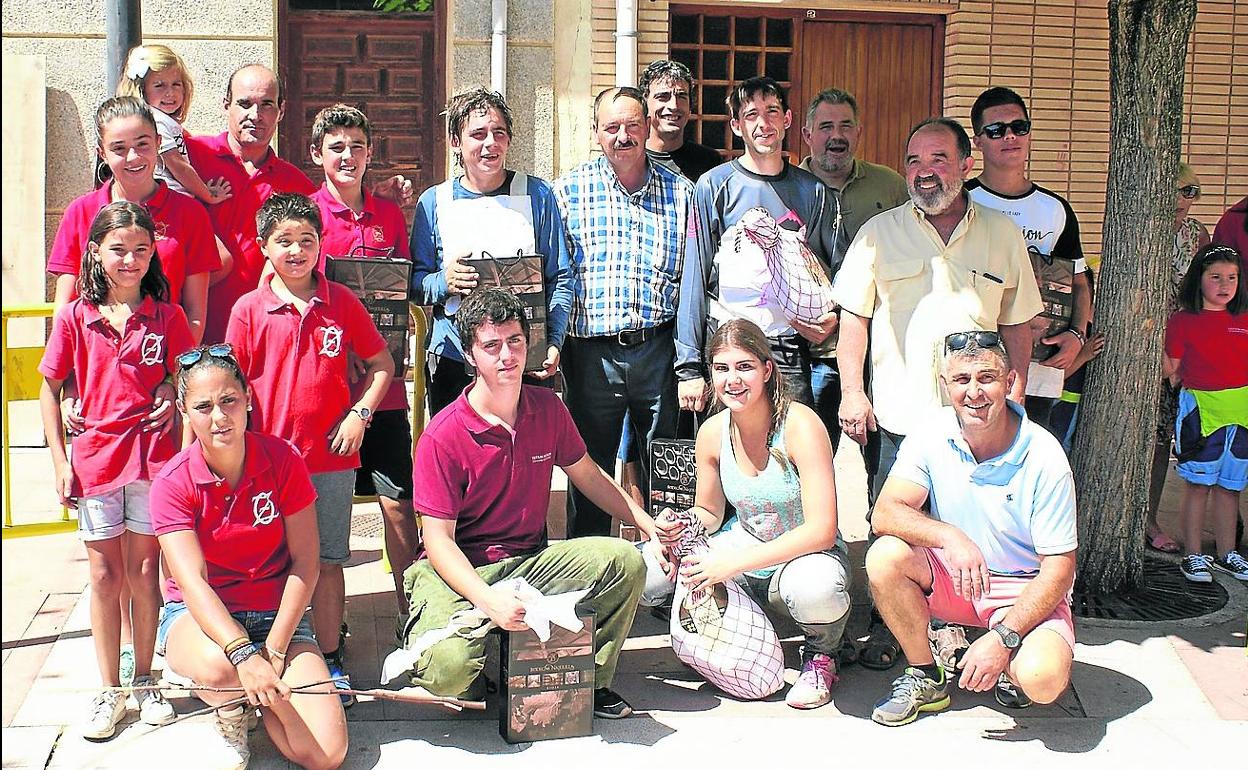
[214,704,251,770]
[994,672,1033,709]
[81,689,127,740]
[132,675,176,725]
[1210,551,1248,582]
[871,666,950,726]
[1180,553,1212,583]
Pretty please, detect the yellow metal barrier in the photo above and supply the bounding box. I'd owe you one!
[3,303,75,538]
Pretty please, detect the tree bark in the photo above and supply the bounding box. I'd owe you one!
[1072,0,1197,594]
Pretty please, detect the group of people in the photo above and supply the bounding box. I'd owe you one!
[36,40,1245,769]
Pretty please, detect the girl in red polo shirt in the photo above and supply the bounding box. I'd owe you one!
[49,96,220,340]
[1164,244,1248,584]
[150,345,347,770]
[38,202,195,740]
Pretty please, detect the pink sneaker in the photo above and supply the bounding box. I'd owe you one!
[785,651,838,709]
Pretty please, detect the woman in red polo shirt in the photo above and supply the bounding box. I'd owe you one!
[49,96,220,341]
[150,344,347,770]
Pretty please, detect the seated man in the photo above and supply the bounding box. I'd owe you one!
[866,331,1076,726]
[406,287,659,718]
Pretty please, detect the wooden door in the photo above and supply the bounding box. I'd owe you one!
[799,14,943,173]
[280,8,444,205]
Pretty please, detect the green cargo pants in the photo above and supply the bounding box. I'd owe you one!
[402,537,645,697]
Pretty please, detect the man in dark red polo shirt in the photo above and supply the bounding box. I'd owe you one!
[403,288,660,719]
[186,64,316,343]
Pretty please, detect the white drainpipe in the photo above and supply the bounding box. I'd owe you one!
[615,0,638,86]
[491,0,507,93]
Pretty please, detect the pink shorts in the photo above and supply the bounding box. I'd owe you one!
[922,547,1076,651]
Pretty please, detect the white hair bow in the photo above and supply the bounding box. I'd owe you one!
[127,54,151,81]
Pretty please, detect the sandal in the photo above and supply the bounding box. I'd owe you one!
[835,638,860,667]
[858,626,901,671]
[1147,532,1181,554]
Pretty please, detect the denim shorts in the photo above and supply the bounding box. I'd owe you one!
[78,479,154,541]
[157,600,317,654]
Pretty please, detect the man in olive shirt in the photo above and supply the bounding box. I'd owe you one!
[800,88,908,448]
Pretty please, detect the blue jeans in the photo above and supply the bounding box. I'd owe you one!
[810,357,843,449]
[561,328,678,537]
[158,600,317,653]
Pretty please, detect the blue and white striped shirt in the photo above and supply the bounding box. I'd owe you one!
[554,155,694,337]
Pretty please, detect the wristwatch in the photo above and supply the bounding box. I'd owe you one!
[991,623,1022,650]
[350,406,373,425]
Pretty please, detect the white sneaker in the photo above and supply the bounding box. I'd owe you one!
[785,651,837,709]
[82,689,127,740]
[1210,551,1248,582]
[132,676,177,726]
[214,704,251,770]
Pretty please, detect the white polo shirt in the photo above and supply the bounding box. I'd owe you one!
[889,402,1077,575]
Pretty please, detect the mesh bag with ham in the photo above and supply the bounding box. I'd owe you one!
[739,206,836,324]
[668,510,785,699]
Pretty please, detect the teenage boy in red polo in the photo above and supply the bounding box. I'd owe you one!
[308,103,419,620]
[225,193,394,706]
[404,288,659,719]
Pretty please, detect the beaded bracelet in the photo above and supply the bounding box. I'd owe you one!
[227,641,261,667]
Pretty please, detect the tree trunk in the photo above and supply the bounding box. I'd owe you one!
[1072,0,1197,594]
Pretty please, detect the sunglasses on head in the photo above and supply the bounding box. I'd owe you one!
[1178,184,1201,200]
[176,343,234,369]
[978,119,1032,140]
[944,330,1003,353]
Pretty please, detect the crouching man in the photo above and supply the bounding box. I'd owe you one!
[866,330,1076,726]
[404,287,659,718]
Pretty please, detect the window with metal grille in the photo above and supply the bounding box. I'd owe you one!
[669,12,794,157]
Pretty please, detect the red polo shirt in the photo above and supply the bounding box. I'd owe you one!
[150,432,317,612]
[47,182,220,305]
[1165,309,1248,391]
[226,274,388,474]
[312,182,412,411]
[412,385,587,566]
[186,132,315,343]
[38,297,195,496]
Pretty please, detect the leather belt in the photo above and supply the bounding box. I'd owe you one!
[599,319,674,347]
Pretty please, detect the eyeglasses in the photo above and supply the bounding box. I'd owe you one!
[1178,184,1201,200]
[978,119,1032,140]
[176,343,234,369]
[944,330,1003,352]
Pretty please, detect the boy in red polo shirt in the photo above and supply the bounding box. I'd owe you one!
[225,192,394,706]
[403,288,660,720]
[308,104,419,619]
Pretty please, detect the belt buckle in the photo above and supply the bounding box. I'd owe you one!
[617,328,642,346]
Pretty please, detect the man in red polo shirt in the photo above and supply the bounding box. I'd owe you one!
[404,288,660,719]
[187,64,316,343]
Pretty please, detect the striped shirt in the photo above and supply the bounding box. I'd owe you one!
[554,155,694,337]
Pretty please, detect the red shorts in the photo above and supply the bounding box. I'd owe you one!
[922,547,1076,651]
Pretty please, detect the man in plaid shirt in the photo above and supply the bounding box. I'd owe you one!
[554,86,695,538]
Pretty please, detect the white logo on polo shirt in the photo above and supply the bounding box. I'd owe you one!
[319,325,343,358]
[139,333,164,366]
[252,491,278,527]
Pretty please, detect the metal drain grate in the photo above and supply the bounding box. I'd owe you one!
[1073,558,1229,621]
[349,511,385,539]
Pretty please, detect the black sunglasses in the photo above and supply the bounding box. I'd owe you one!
[944,330,1003,352]
[978,119,1032,140]
[1179,184,1201,200]
[176,343,234,369]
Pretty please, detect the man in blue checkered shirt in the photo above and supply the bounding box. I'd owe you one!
[553,86,695,538]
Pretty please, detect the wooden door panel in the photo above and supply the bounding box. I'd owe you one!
[281,10,442,206]
[799,19,940,174]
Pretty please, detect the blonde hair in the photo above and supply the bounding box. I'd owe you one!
[1177,162,1200,192]
[116,45,194,122]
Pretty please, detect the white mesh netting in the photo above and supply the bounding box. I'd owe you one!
[739,206,836,324]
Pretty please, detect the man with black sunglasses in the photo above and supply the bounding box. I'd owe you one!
[966,87,1093,431]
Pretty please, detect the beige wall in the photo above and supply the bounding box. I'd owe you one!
[595,0,1248,264]
[1,0,277,296]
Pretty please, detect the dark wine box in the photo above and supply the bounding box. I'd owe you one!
[325,255,413,378]
[499,609,595,743]
[648,438,698,519]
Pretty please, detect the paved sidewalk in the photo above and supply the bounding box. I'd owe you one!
[4,442,1245,769]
